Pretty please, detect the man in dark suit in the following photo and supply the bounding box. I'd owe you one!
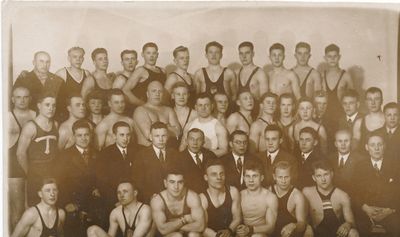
[58,120,105,237]
[337,89,363,131]
[296,127,321,189]
[328,129,362,194]
[256,125,297,187]
[221,130,257,190]
[353,131,400,236]
[132,122,179,204]
[314,90,337,153]
[376,102,400,161]
[96,121,136,214]
[179,128,217,194]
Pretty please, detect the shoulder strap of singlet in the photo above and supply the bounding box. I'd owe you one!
[11,110,22,130]
[123,203,145,229]
[259,117,271,125]
[34,206,58,230]
[317,123,321,133]
[303,68,313,85]
[121,74,129,80]
[172,72,192,87]
[334,70,345,90]
[219,67,227,81]
[183,189,189,211]
[246,67,260,87]
[132,203,144,227]
[317,187,336,200]
[238,112,251,129]
[183,108,192,130]
[202,68,211,83]
[238,67,243,81]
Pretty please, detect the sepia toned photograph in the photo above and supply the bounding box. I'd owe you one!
[3,1,400,237]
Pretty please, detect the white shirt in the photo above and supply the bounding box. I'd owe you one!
[387,126,398,135]
[346,112,358,123]
[75,145,86,155]
[153,145,165,161]
[116,144,127,157]
[370,158,383,170]
[338,152,350,166]
[301,151,313,161]
[188,150,203,164]
[267,149,279,164]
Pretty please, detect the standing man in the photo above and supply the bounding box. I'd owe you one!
[132,122,179,203]
[150,167,205,237]
[277,93,296,151]
[195,41,236,100]
[200,159,242,237]
[292,42,322,98]
[123,42,166,107]
[337,89,363,131]
[376,102,400,160]
[11,178,66,237]
[303,160,359,237]
[238,159,278,237]
[236,41,268,100]
[112,49,138,89]
[268,43,301,99]
[14,51,64,110]
[16,92,59,206]
[226,90,254,135]
[213,92,230,127]
[179,128,217,194]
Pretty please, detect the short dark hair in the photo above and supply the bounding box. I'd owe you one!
[312,159,333,174]
[383,102,399,113]
[259,92,278,105]
[314,90,328,99]
[171,82,189,93]
[269,43,285,53]
[229,130,248,142]
[68,46,85,55]
[243,159,264,175]
[196,92,213,104]
[299,127,318,140]
[107,88,125,101]
[91,48,107,61]
[86,90,103,102]
[120,49,137,60]
[279,93,297,115]
[264,124,283,139]
[341,89,360,102]
[151,121,168,131]
[72,119,91,134]
[325,44,340,54]
[117,178,137,191]
[238,41,254,51]
[112,121,131,134]
[187,128,205,139]
[38,177,58,192]
[298,97,314,107]
[164,165,185,179]
[37,92,56,104]
[365,130,385,145]
[273,160,292,174]
[205,41,223,53]
[142,42,158,52]
[204,159,225,173]
[173,46,189,58]
[365,87,383,98]
[295,42,311,52]
[66,92,83,106]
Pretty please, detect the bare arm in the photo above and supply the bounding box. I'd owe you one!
[81,76,95,100]
[55,68,67,81]
[292,191,307,233]
[112,75,127,89]
[122,68,147,106]
[133,205,152,237]
[256,70,269,99]
[317,125,328,155]
[253,194,278,235]
[309,70,322,98]
[180,191,205,233]
[167,108,182,139]
[150,195,184,235]
[16,122,36,174]
[200,194,217,237]
[249,122,261,153]
[95,121,109,151]
[11,208,37,237]
[57,125,69,150]
[352,118,362,151]
[212,121,228,157]
[229,187,242,232]
[107,209,120,237]
[288,124,296,151]
[133,107,153,144]
[341,193,356,227]
[226,113,239,135]
[194,69,205,94]
[179,122,191,152]
[338,72,354,100]
[289,71,301,100]
[225,69,237,101]
[164,74,178,95]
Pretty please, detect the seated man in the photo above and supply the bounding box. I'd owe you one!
[11,178,66,237]
[238,159,278,237]
[87,180,152,237]
[270,161,313,237]
[86,90,104,125]
[95,89,134,150]
[150,167,205,237]
[352,131,400,236]
[133,80,181,148]
[226,90,254,135]
[303,160,359,237]
[212,92,229,127]
[200,159,241,237]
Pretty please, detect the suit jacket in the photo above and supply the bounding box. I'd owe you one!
[328,151,362,194]
[132,146,179,203]
[221,152,257,190]
[58,146,97,211]
[352,157,400,210]
[96,144,136,207]
[337,112,364,132]
[256,149,298,187]
[376,126,400,161]
[179,148,217,194]
[295,149,321,189]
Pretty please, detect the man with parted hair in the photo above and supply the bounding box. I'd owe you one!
[11,178,66,237]
[194,41,237,101]
[112,49,138,89]
[123,42,166,107]
[268,43,301,99]
[165,46,196,107]
[212,92,230,127]
[375,102,400,160]
[277,93,296,151]
[226,90,254,135]
[86,90,104,125]
[292,42,322,98]
[337,89,363,131]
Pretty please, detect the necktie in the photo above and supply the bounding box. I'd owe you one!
[267,154,272,166]
[159,149,165,163]
[195,153,202,169]
[237,157,243,174]
[339,157,345,168]
[347,118,352,127]
[373,162,380,172]
[122,149,127,160]
[82,150,89,166]
[302,153,306,164]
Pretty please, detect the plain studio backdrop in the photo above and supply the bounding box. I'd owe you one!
[3,2,399,103]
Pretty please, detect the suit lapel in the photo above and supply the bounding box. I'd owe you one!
[71,147,87,172]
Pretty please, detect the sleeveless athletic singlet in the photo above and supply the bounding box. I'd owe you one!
[65,67,87,96]
[189,118,219,150]
[271,186,297,237]
[9,111,26,178]
[159,189,190,221]
[35,206,59,237]
[294,68,313,97]
[122,203,144,237]
[204,186,233,231]
[237,112,251,130]
[202,67,226,96]
[314,187,343,237]
[358,116,381,155]
[132,66,166,102]
[324,70,345,117]
[238,67,259,93]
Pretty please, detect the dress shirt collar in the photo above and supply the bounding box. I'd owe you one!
[338,152,350,165]
[301,150,313,160]
[75,145,86,155]
[188,150,203,163]
[346,112,358,123]
[116,144,127,155]
[370,158,383,170]
[267,149,279,163]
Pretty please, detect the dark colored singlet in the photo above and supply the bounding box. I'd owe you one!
[132,66,166,102]
[324,70,345,117]
[35,206,59,237]
[202,67,226,96]
[65,68,87,95]
[314,187,343,237]
[9,111,26,178]
[93,74,115,115]
[238,112,251,130]
[271,186,297,237]
[358,116,380,155]
[122,203,144,237]
[238,67,259,93]
[204,187,233,231]
[294,68,313,97]
[159,189,190,221]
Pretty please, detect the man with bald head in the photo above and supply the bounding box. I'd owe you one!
[14,51,64,110]
[133,80,181,147]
